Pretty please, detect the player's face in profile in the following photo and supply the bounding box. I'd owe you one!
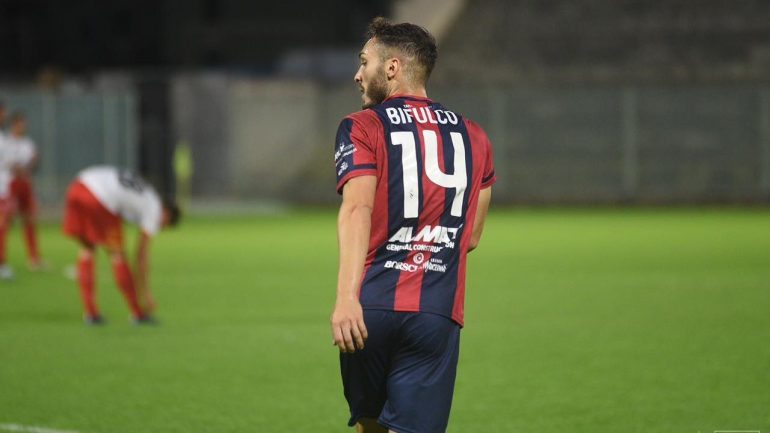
[355,39,389,109]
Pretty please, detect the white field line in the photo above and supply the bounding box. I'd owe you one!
[0,423,82,433]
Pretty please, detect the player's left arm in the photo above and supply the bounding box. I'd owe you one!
[331,175,376,353]
[468,186,492,253]
[135,231,154,313]
[26,147,40,172]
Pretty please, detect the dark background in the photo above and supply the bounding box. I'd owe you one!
[0,0,390,74]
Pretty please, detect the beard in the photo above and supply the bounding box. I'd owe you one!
[362,68,389,109]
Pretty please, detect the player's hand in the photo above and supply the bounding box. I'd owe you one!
[331,298,368,353]
[142,291,156,314]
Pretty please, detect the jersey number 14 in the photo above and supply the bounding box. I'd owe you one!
[391,130,467,218]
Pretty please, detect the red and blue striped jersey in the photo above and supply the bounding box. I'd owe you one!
[335,95,496,326]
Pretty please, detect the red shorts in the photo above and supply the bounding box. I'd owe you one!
[10,176,36,215]
[63,181,123,249]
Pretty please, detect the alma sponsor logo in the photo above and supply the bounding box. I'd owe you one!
[388,224,459,246]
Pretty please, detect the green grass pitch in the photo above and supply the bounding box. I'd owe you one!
[1,208,768,433]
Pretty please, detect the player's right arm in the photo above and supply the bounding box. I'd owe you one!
[466,119,496,253]
[331,175,375,354]
[24,146,40,173]
[135,231,154,313]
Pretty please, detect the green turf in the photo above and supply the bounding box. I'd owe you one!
[1,208,768,433]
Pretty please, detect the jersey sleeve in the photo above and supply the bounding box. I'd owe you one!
[481,133,496,188]
[466,119,497,188]
[21,139,37,166]
[334,114,378,194]
[139,194,163,236]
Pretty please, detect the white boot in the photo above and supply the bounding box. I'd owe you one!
[0,264,15,280]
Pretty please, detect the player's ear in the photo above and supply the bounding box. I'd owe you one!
[386,57,400,79]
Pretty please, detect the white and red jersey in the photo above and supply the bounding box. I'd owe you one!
[3,134,37,168]
[0,133,14,198]
[78,166,163,236]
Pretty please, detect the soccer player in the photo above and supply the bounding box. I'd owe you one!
[63,165,180,324]
[4,111,45,270]
[0,102,12,279]
[331,17,496,433]
[0,102,6,135]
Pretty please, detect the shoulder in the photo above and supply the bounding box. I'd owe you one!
[342,109,381,128]
[462,117,484,132]
[338,109,384,140]
[463,118,491,141]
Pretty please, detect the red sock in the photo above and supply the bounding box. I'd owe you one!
[23,221,40,262]
[112,258,144,318]
[77,254,98,317]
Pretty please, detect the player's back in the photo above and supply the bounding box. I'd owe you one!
[78,166,162,234]
[335,95,496,325]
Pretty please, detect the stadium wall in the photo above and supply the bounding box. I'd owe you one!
[3,79,770,214]
[173,76,770,205]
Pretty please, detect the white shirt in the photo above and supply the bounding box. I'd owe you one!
[78,166,163,236]
[0,133,12,198]
[3,134,37,168]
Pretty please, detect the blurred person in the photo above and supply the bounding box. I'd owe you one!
[0,102,12,279]
[330,17,496,433]
[0,102,7,136]
[62,165,180,325]
[0,161,13,280]
[3,111,46,270]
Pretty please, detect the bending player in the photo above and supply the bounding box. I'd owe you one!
[0,102,12,279]
[63,165,180,324]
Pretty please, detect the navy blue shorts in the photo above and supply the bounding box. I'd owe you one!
[340,309,461,433]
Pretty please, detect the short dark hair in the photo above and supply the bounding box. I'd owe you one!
[365,17,438,82]
[163,199,182,227]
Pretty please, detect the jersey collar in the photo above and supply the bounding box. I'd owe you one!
[384,94,433,103]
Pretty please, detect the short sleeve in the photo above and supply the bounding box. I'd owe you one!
[334,116,377,194]
[481,133,496,188]
[465,119,496,189]
[21,139,37,165]
[140,193,162,236]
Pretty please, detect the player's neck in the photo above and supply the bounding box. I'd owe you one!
[388,82,428,100]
